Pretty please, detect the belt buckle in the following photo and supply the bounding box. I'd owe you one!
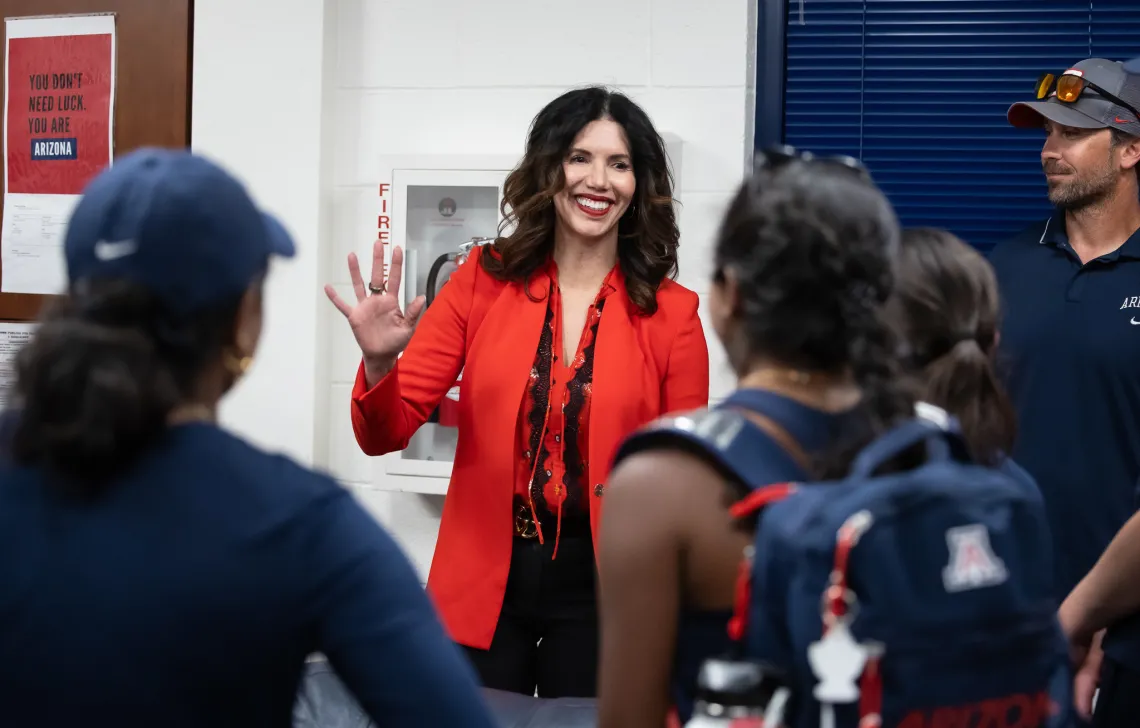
[515,503,538,539]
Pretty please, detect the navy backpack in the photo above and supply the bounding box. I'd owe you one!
[617,393,1072,728]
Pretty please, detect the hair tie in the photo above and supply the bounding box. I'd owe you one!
[907,332,982,370]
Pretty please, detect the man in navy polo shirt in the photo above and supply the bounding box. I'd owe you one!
[989,58,1140,724]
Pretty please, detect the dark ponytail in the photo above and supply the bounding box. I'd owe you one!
[9,279,245,496]
[832,295,916,476]
[713,155,915,476]
[886,228,1016,466]
[919,339,1015,465]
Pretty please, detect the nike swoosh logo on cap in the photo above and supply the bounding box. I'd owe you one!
[93,239,138,261]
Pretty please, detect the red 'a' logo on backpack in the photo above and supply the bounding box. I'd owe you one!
[941,523,1008,593]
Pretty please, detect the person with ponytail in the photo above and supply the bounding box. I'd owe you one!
[596,147,914,728]
[884,227,1026,473]
[0,148,497,728]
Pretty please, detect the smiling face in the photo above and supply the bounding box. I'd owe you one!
[552,118,636,244]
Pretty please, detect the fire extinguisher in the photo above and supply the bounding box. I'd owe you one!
[425,237,494,427]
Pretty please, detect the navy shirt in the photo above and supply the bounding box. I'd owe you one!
[989,212,1140,609]
[0,421,497,727]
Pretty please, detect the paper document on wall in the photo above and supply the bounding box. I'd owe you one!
[0,322,35,409]
[1,193,76,293]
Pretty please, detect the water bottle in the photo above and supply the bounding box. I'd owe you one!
[684,657,792,728]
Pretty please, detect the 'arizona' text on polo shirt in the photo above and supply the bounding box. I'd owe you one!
[989,211,1140,614]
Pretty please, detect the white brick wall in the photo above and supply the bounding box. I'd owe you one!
[323,0,757,577]
[193,0,334,466]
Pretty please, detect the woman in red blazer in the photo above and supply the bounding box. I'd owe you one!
[326,86,709,699]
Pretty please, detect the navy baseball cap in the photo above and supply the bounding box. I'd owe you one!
[64,147,295,315]
[1007,58,1140,133]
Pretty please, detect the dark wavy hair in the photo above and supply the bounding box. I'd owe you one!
[885,227,1016,466]
[7,279,247,497]
[713,153,913,476]
[480,86,678,314]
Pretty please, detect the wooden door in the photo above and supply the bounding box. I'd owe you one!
[0,0,192,321]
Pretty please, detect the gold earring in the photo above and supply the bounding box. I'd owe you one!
[223,350,253,377]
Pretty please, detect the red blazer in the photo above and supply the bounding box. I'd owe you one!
[350,247,709,649]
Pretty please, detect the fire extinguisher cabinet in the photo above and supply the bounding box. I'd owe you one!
[376,159,516,493]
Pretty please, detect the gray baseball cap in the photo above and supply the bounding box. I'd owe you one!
[1007,58,1140,134]
[1126,56,1140,74]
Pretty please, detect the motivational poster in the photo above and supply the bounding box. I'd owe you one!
[2,14,115,294]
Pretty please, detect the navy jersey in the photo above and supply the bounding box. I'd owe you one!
[0,420,496,727]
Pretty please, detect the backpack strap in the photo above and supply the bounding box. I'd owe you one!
[721,388,835,456]
[724,482,797,646]
[613,406,808,494]
[848,415,970,479]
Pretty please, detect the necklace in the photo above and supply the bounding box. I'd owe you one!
[737,367,861,412]
[738,367,813,390]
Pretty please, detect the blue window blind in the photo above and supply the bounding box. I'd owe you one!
[783,0,1140,251]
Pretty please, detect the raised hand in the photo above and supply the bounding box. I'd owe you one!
[325,240,427,384]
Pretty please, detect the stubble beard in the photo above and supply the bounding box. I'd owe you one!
[1047,159,1119,211]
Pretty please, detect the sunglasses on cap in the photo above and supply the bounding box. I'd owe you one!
[754,145,871,180]
[1035,71,1140,121]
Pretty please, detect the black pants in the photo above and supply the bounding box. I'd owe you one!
[1093,657,1140,727]
[462,532,599,698]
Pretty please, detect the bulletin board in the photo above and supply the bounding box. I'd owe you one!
[0,0,193,322]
